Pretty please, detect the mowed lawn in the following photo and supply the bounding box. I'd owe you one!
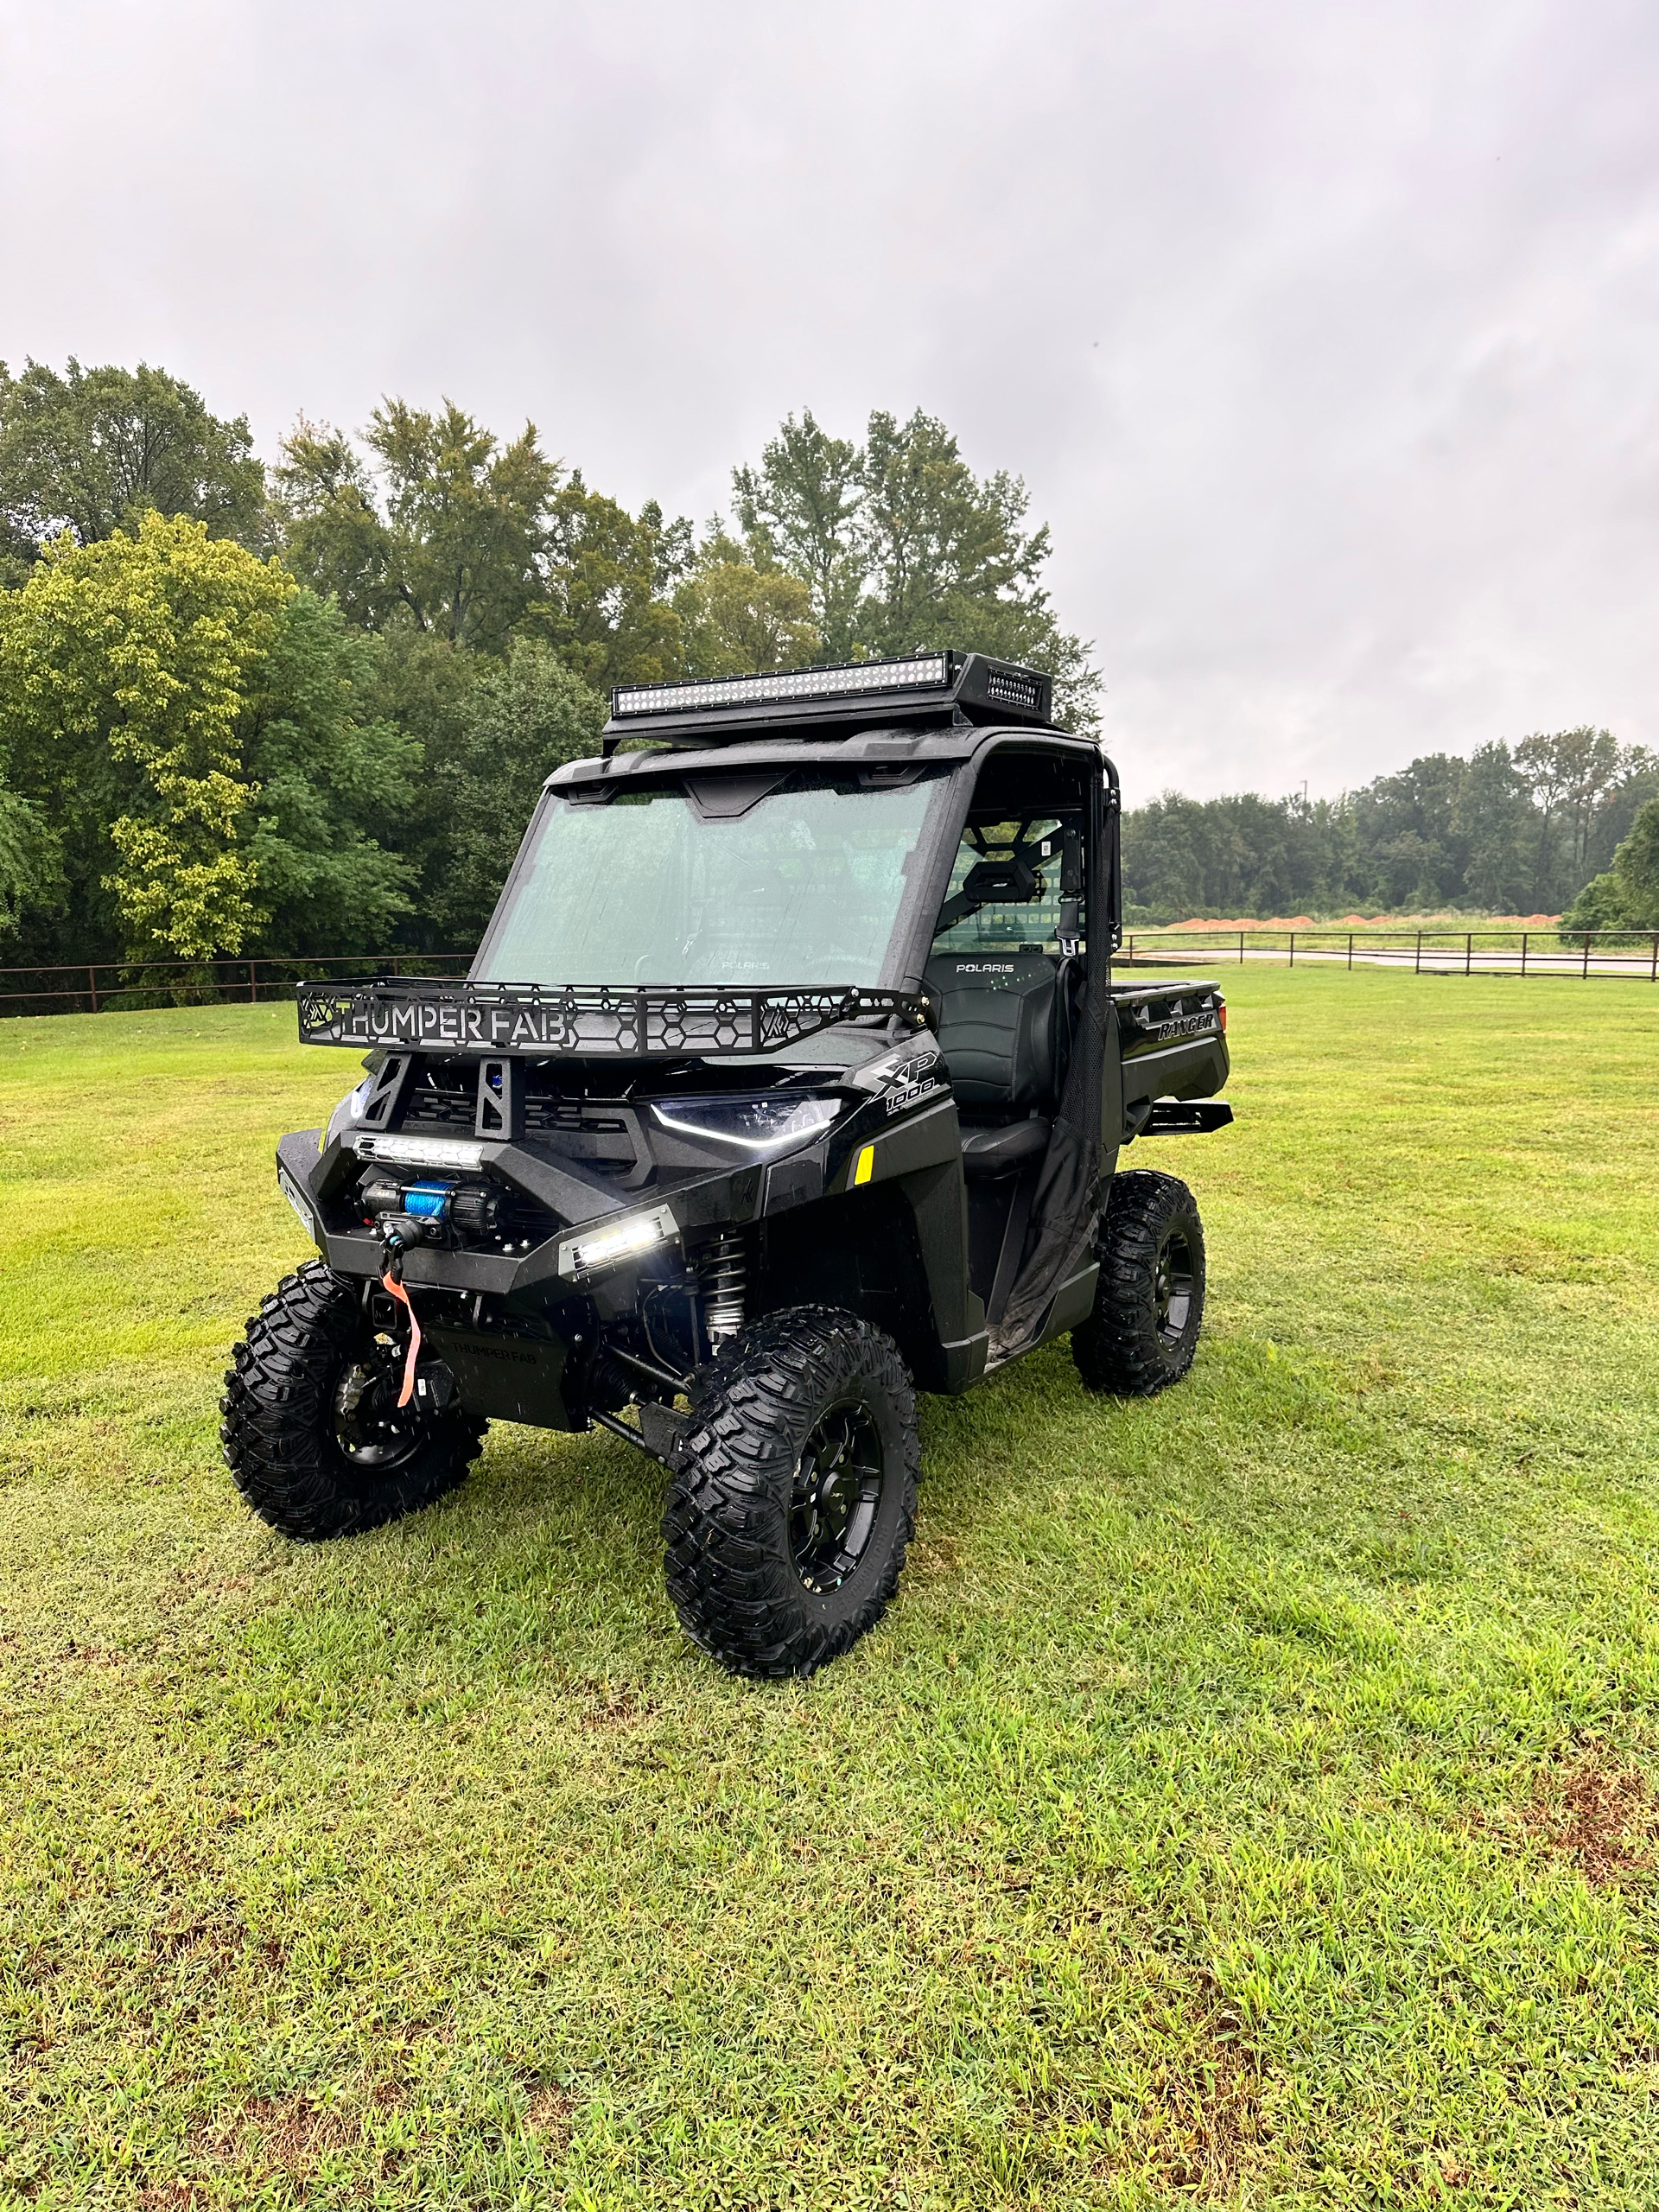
[2,969,1657,2210]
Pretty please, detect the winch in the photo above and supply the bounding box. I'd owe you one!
[358,1174,500,1247]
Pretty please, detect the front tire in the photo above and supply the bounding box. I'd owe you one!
[221,1260,485,1540]
[1071,1168,1206,1396]
[662,1306,919,1678]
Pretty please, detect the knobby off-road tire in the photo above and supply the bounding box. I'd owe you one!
[221,1259,485,1540]
[663,1306,920,1679]
[1071,1167,1207,1397]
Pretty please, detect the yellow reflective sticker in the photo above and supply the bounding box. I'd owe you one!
[853,1144,875,1186]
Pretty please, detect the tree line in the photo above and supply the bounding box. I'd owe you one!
[1122,734,1659,927]
[3,355,1654,969]
[0,359,1095,965]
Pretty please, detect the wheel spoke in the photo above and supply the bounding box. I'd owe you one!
[788,1400,886,1594]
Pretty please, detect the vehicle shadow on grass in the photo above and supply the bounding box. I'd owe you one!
[247,1320,1349,1697]
[284,1335,1135,1684]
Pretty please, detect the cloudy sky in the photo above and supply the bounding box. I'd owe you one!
[3,0,1655,797]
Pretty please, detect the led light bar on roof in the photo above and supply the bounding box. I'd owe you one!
[613,653,950,720]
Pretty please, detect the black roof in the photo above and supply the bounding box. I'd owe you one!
[550,721,1103,798]
[599,648,1058,754]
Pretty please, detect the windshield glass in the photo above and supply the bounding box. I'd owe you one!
[474,771,948,989]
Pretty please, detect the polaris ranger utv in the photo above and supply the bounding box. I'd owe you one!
[224,651,1230,1676]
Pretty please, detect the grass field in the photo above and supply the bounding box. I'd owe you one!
[3,969,1657,2209]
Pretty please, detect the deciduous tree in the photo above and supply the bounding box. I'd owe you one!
[528,481,690,688]
[1561,798,1659,935]
[673,536,819,678]
[276,401,559,655]
[728,408,1100,728]
[0,515,420,960]
[424,638,607,944]
[733,413,864,656]
[0,514,290,957]
[0,359,268,558]
[240,591,420,954]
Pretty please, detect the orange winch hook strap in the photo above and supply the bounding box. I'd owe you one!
[380,1270,423,1408]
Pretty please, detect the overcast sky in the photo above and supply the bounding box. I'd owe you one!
[3,0,1656,798]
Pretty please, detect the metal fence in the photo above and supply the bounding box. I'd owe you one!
[1118,926,1659,981]
[0,952,474,1019]
[8,928,1659,1019]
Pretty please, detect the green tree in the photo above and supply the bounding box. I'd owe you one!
[0,359,268,562]
[0,514,292,957]
[733,412,865,655]
[729,408,1100,729]
[276,404,696,690]
[1121,789,1351,920]
[240,592,420,953]
[528,481,690,688]
[0,781,60,939]
[1561,797,1659,936]
[673,535,819,677]
[276,401,559,655]
[855,410,1042,649]
[424,638,607,944]
[1453,743,1534,912]
[1513,727,1648,907]
[1351,754,1472,910]
[0,514,419,961]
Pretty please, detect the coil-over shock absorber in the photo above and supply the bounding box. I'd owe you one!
[699,1232,747,1351]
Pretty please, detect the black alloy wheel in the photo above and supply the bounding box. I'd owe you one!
[1071,1168,1207,1396]
[663,1306,919,1678]
[789,1402,887,1594]
[1153,1228,1196,1344]
[222,1261,486,1540]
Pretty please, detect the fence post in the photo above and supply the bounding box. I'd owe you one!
[1414,931,1421,974]
[1583,931,1592,980]
[87,963,99,1014]
[1239,931,1245,966]
[1347,932,1354,970]
[1521,932,1528,977]
[249,959,257,1003]
[1288,931,1295,969]
[1465,931,1472,976]
[1652,933,1658,983]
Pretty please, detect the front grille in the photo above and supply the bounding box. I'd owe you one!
[395,1059,639,1174]
[524,1096,628,1138]
[401,1076,474,1128]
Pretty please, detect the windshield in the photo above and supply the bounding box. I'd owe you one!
[474,771,948,989]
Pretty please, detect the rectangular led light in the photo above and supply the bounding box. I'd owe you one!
[351,1132,487,1172]
[613,653,949,720]
[557,1204,678,1280]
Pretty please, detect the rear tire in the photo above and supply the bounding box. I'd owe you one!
[1071,1168,1206,1396]
[662,1306,919,1678]
[221,1260,485,1540]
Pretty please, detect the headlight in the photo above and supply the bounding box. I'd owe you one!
[650,1095,842,1155]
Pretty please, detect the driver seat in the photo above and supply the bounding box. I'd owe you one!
[923,951,1060,1179]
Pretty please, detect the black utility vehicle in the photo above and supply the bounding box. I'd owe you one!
[225,652,1230,1675]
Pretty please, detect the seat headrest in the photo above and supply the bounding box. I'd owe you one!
[925,950,1059,995]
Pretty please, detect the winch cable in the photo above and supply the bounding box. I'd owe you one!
[380,1267,423,1408]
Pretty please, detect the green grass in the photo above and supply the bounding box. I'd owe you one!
[3,969,1657,2209]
